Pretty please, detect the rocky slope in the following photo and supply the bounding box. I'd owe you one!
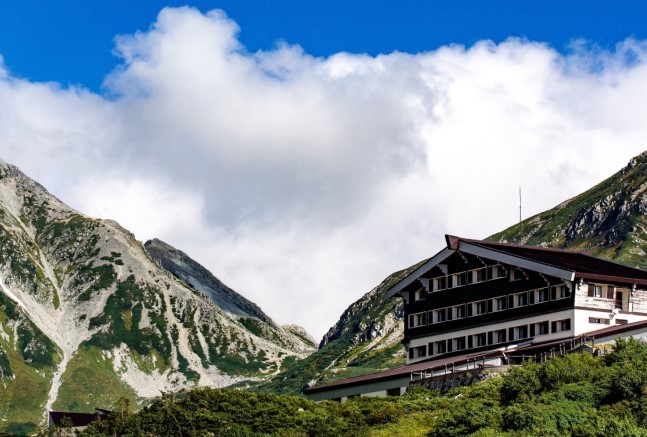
[144,238,316,353]
[490,150,647,268]
[0,159,314,435]
[145,239,273,324]
[261,150,647,396]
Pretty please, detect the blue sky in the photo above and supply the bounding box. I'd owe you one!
[2,3,647,338]
[2,1,647,91]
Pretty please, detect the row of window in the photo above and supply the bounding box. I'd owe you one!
[408,285,571,329]
[427,265,508,292]
[408,318,572,359]
[590,316,628,325]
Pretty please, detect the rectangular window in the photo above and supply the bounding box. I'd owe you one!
[589,284,603,298]
[516,325,528,339]
[538,321,549,335]
[496,329,506,343]
[455,337,466,350]
[552,318,571,333]
[616,291,624,310]
[513,292,528,308]
[560,319,571,331]
[475,300,487,315]
[436,340,446,354]
[433,276,446,291]
[537,288,548,303]
[434,308,446,323]
[455,304,466,319]
[510,268,524,281]
[490,265,506,279]
[454,272,466,287]
[552,284,570,300]
[476,268,487,282]
[409,312,427,328]
[411,345,427,358]
[475,333,487,347]
[589,317,610,325]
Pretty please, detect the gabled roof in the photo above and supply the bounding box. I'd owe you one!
[388,235,647,298]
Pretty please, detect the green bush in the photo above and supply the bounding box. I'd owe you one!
[500,361,542,405]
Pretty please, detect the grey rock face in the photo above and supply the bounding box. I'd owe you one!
[144,238,273,325]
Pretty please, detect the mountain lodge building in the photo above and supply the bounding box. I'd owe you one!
[304,235,647,401]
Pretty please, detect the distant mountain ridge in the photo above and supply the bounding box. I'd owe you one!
[0,160,314,435]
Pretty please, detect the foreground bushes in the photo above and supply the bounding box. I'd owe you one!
[79,338,647,436]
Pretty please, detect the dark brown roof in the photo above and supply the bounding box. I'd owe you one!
[455,236,647,284]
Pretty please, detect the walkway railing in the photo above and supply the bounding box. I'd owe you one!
[410,335,591,382]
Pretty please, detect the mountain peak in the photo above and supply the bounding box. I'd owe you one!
[144,238,274,324]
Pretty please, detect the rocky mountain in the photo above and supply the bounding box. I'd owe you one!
[489,150,647,268]
[0,159,314,435]
[262,150,647,396]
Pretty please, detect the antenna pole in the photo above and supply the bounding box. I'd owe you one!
[519,186,522,233]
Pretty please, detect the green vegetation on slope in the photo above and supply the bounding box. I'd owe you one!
[53,345,139,414]
[85,276,172,370]
[0,293,61,436]
[80,338,647,436]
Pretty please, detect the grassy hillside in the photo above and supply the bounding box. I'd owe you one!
[0,291,61,436]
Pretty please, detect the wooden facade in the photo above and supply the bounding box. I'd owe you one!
[389,235,647,364]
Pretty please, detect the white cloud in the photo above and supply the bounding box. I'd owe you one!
[1,8,647,339]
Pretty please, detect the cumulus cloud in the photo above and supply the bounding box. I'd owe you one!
[2,7,647,338]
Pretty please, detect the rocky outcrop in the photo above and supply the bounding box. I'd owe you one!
[491,149,647,268]
[145,238,273,324]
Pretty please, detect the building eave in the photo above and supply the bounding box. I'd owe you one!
[387,247,455,299]
[573,272,647,287]
[457,240,576,282]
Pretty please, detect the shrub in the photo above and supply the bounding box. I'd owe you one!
[500,361,541,405]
